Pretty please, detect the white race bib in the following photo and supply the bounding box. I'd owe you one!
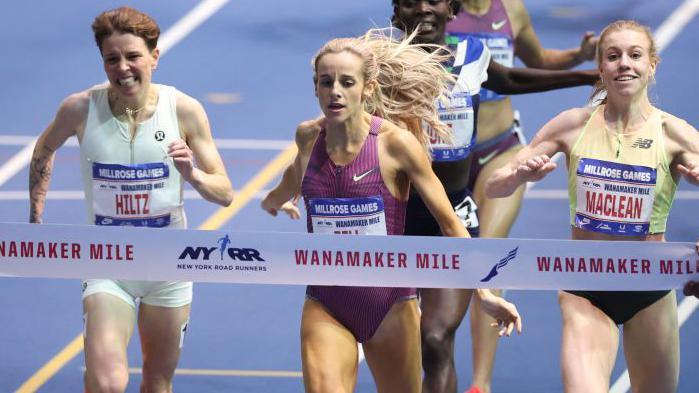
[575,158,656,235]
[92,162,173,227]
[309,196,387,235]
[428,91,475,161]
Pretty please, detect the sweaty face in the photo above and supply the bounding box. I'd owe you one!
[315,51,367,124]
[599,29,656,99]
[101,32,159,98]
[394,0,452,45]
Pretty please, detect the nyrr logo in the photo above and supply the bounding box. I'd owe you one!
[178,234,265,262]
[480,247,518,282]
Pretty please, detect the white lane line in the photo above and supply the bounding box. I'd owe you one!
[0,0,231,188]
[607,1,699,392]
[0,135,291,150]
[0,138,36,187]
[157,0,230,55]
[0,135,42,145]
[653,0,699,51]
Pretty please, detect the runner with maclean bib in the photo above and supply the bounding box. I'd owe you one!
[486,20,699,392]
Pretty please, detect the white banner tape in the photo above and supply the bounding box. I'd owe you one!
[0,222,696,289]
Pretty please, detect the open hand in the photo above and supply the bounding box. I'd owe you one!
[479,291,522,337]
[278,198,301,219]
[261,194,300,219]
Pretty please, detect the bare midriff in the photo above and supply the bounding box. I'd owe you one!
[476,97,514,143]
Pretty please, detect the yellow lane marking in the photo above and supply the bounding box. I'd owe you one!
[199,143,296,230]
[15,334,84,393]
[15,144,297,392]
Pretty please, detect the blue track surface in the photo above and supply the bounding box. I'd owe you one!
[0,1,697,392]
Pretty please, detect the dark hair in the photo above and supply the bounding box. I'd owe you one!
[391,0,461,25]
[92,7,160,52]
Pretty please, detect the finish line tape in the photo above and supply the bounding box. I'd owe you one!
[0,222,697,290]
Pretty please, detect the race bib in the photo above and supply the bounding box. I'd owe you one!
[575,158,656,235]
[454,195,479,229]
[308,196,387,235]
[428,91,475,161]
[92,162,173,227]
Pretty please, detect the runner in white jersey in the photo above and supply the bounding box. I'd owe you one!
[28,7,233,393]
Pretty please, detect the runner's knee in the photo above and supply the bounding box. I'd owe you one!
[86,366,129,393]
[421,323,456,361]
[304,374,351,393]
[140,372,173,393]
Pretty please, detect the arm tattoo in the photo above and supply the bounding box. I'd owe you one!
[29,145,56,223]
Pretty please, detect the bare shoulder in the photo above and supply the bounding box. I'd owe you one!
[527,107,592,154]
[294,117,323,151]
[559,107,594,123]
[49,89,92,140]
[540,107,591,136]
[57,90,90,122]
[175,89,205,117]
[378,120,418,152]
[660,110,696,136]
[502,0,529,34]
[502,0,527,21]
[174,89,211,141]
[377,121,428,169]
[660,110,699,158]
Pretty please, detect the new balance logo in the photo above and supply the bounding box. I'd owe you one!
[352,168,376,182]
[631,138,653,149]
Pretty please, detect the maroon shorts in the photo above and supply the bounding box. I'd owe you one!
[306,285,417,343]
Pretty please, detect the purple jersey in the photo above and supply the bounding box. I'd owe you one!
[301,116,416,343]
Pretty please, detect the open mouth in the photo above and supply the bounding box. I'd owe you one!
[416,22,437,33]
[328,102,345,112]
[117,76,139,87]
[614,75,637,82]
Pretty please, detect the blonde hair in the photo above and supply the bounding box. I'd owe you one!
[590,20,660,105]
[312,28,455,151]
